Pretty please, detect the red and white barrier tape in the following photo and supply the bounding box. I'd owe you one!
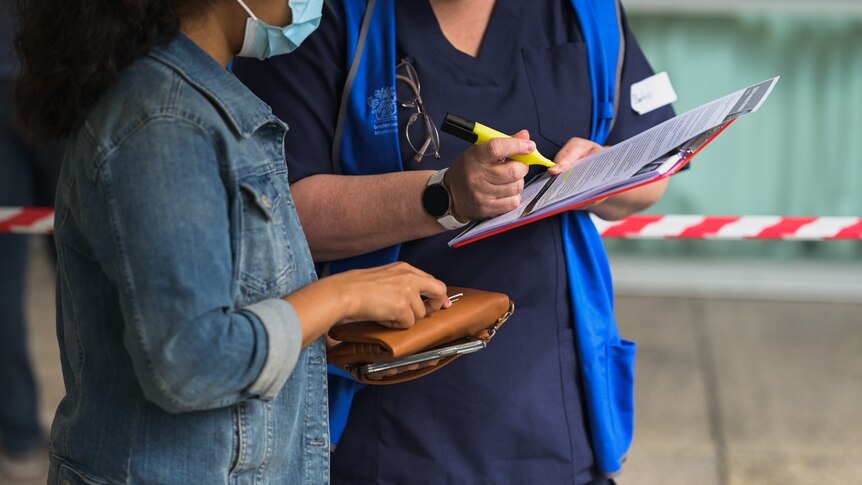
[590,214,862,240]
[2,207,861,240]
[0,207,55,235]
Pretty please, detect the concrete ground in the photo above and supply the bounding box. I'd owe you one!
[6,239,862,485]
[613,256,862,485]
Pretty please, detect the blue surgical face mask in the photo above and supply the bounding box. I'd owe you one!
[235,0,323,60]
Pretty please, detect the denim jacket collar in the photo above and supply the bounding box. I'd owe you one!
[148,33,283,138]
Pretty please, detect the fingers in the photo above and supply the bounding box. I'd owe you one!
[444,133,537,220]
[373,261,429,277]
[487,194,522,213]
[549,137,603,175]
[390,275,449,328]
[365,369,397,380]
[364,359,442,381]
[381,289,426,330]
[483,161,529,185]
[475,137,535,164]
[423,291,451,314]
[423,300,440,315]
[336,263,446,327]
[484,178,524,198]
[368,262,438,286]
[415,273,449,313]
[371,263,448,329]
[408,293,427,324]
[414,271,448,300]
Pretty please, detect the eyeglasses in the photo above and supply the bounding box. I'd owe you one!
[396,58,441,162]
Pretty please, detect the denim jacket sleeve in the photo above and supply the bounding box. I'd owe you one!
[90,117,302,413]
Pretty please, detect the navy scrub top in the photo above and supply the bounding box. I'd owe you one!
[235,1,674,483]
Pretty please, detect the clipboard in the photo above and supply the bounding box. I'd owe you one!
[447,76,779,248]
[449,120,734,247]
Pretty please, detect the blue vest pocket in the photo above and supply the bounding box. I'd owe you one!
[609,339,636,445]
[597,338,637,473]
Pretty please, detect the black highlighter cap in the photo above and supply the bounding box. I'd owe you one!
[442,113,478,144]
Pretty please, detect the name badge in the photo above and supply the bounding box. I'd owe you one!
[631,72,677,115]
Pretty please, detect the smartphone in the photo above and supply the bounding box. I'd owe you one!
[356,338,487,376]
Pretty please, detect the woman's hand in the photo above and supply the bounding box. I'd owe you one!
[285,262,450,348]
[444,130,534,221]
[323,263,448,380]
[331,262,450,329]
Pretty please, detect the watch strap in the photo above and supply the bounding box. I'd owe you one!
[427,167,447,186]
[437,213,467,231]
[426,168,468,230]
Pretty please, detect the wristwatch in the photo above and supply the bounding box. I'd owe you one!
[422,168,468,230]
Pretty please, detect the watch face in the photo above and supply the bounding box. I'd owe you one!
[422,183,450,218]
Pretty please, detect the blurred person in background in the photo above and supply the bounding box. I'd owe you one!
[14,0,450,483]
[0,5,62,480]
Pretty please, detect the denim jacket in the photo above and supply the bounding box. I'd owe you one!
[48,33,329,484]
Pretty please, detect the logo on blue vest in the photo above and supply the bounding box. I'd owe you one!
[368,86,398,136]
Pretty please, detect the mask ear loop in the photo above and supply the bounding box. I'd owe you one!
[234,0,258,19]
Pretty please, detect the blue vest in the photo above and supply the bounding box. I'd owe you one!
[327,0,633,475]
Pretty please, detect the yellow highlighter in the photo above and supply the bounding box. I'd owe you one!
[441,113,556,168]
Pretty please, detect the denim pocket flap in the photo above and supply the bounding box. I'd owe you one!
[240,176,281,221]
[52,459,110,485]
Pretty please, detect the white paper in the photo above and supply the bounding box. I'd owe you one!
[449,77,779,247]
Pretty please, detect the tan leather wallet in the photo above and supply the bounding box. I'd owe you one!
[327,287,514,384]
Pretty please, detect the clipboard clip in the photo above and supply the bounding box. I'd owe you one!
[676,146,694,160]
[677,122,730,160]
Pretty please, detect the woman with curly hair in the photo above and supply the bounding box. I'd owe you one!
[14,0,450,483]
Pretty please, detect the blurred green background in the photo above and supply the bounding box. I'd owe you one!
[609,4,862,261]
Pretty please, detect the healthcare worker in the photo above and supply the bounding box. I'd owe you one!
[14,0,450,483]
[235,0,676,483]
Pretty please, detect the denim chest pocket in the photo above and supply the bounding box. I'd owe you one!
[522,42,593,147]
[237,171,296,301]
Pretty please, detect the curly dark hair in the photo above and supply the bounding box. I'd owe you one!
[14,0,219,140]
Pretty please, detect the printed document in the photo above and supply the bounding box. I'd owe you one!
[449,77,779,247]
